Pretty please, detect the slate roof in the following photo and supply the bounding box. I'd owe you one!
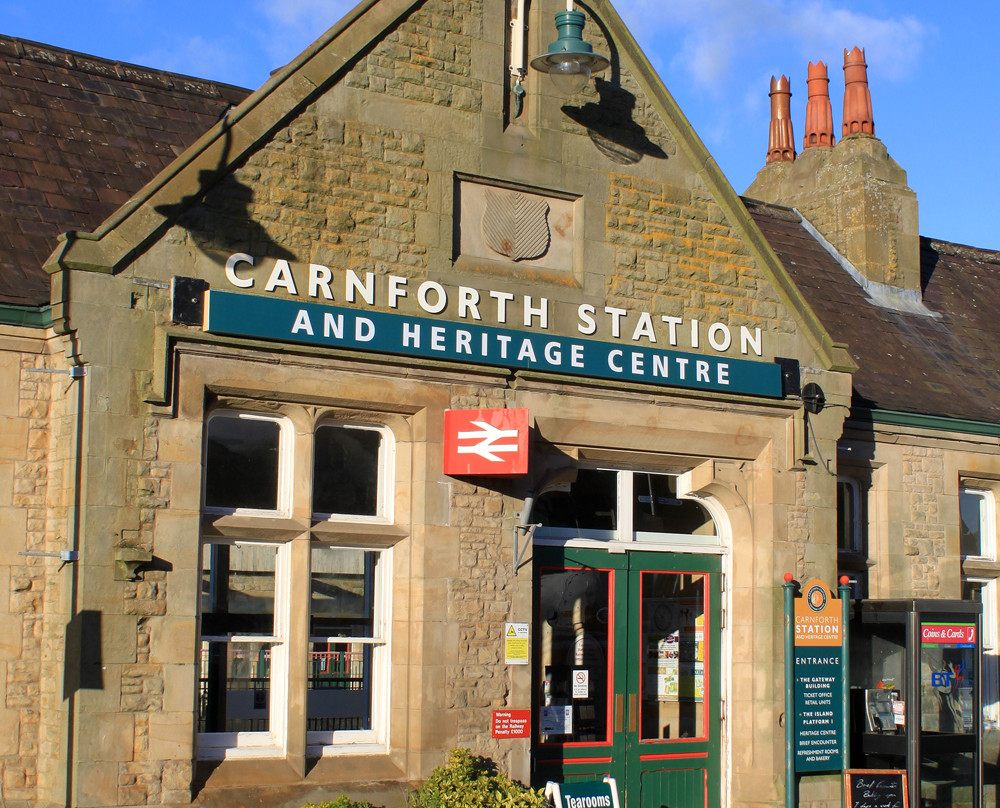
[747,198,1000,424]
[0,35,250,307]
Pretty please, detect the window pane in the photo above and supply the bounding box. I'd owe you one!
[201,544,277,636]
[198,640,272,733]
[634,474,715,536]
[310,547,377,638]
[307,642,373,731]
[538,569,610,744]
[534,470,618,532]
[837,480,859,553]
[313,426,382,516]
[960,489,985,558]
[641,573,706,740]
[308,547,381,734]
[205,416,280,510]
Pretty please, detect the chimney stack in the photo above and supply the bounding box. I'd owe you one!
[766,75,796,163]
[747,49,920,294]
[842,47,874,136]
[803,61,834,148]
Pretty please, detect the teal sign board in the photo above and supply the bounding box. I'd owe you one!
[204,291,784,398]
[794,650,843,772]
[546,778,621,808]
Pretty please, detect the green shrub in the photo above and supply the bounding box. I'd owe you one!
[408,748,548,808]
[302,796,383,808]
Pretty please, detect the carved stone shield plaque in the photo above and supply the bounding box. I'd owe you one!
[482,189,551,262]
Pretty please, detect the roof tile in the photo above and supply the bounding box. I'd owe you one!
[746,198,1000,424]
[0,33,249,306]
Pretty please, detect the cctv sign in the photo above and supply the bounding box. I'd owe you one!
[443,408,530,476]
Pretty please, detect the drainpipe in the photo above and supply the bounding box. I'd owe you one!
[49,264,87,808]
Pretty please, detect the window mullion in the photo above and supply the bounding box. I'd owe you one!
[618,471,634,542]
[281,538,310,769]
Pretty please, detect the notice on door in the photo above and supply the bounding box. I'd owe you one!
[505,623,529,665]
[540,705,573,735]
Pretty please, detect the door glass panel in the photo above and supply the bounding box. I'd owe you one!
[538,569,611,743]
[641,572,706,741]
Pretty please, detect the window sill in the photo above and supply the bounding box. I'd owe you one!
[310,521,409,546]
[307,742,386,757]
[202,513,307,540]
[963,558,1000,578]
[197,743,284,761]
[194,751,406,793]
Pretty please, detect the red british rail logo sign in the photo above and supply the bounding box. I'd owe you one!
[443,408,529,476]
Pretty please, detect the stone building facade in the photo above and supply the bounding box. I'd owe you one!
[0,3,997,808]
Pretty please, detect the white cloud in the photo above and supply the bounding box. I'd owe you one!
[615,0,928,91]
[786,3,927,82]
[257,0,357,30]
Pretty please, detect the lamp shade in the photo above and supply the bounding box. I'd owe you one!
[530,10,610,93]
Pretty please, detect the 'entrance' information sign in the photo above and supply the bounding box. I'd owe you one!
[793,579,844,772]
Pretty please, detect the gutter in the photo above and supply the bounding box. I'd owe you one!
[0,303,54,328]
[850,407,1000,439]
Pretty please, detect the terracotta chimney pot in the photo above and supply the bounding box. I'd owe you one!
[766,75,796,164]
[803,61,835,148]
[842,46,874,136]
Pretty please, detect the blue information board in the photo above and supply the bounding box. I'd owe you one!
[204,290,784,399]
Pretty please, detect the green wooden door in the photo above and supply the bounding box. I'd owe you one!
[533,546,722,808]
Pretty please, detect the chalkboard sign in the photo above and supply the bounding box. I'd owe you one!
[844,769,908,808]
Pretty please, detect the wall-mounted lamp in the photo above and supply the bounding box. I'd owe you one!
[509,0,610,116]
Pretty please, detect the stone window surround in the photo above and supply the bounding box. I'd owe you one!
[197,405,397,760]
[166,346,428,785]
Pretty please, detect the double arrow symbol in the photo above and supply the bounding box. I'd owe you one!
[455,421,520,462]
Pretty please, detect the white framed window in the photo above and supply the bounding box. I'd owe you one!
[312,423,393,523]
[198,410,395,760]
[204,412,292,517]
[837,478,863,554]
[307,545,390,752]
[837,476,868,598]
[960,487,996,561]
[960,483,999,729]
[198,542,288,755]
[531,468,718,548]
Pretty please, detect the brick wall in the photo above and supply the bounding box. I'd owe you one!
[345,0,483,113]
[606,175,788,337]
[0,341,61,805]
[902,446,946,597]
[177,116,429,274]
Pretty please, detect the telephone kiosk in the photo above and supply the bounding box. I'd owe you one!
[849,599,982,808]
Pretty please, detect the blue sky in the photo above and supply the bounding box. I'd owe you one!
[3,0,997,249]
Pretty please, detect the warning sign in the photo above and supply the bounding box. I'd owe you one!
[505,622,529,665]
[572,669,589,699]
[492,710,530,738]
